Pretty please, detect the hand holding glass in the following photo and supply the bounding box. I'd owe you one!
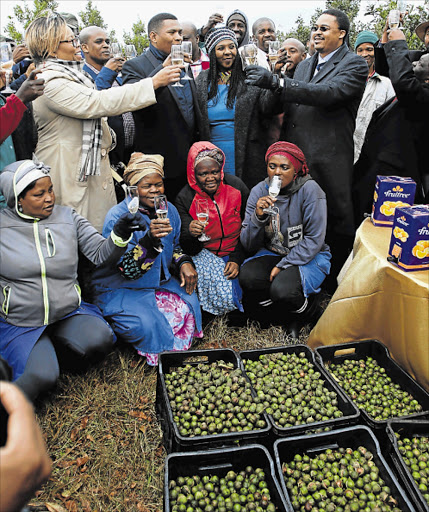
[154,195,168,219]
[263,176,282,215]
[268,41,280,72]
[170,45,184,87]
[181,41,193,80]
[242,44,258,67]
[196,200,211,242]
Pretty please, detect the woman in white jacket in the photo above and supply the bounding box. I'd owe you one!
[25,13,181,232]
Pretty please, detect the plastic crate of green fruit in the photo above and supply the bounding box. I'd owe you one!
[274,425,416,511]
[156,349,271,453]
[164,444,293,512]
[314,340,429,430]
[387,419,429,512]
[239,344,360,438]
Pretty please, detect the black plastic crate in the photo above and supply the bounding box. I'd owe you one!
[274,425,417,511]
[314,340,429,430]
[156,348,271,453]
[164,444,293,512]
[387,420,429,512]
[239,344,360,437]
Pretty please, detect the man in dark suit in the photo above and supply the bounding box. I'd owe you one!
[244,9,368,290]
[353,29,429,226]
[122,12,202,201]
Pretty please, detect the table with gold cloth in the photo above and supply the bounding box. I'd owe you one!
[308,218,429,392]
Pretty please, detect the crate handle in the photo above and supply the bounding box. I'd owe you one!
[333,348,356,357]
[199,463,233,472]
[307,443,339,454]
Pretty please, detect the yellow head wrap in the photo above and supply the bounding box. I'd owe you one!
[123,152,164,186]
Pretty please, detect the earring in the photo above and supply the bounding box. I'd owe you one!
[18,203,23,212]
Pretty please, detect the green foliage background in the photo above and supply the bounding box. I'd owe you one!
[4,0,429,51]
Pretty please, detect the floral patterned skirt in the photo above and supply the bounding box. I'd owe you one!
[138,290,203,366]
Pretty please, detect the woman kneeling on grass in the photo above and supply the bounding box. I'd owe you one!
[239,141,331,336]
[91,153,202,366]
[0,159,144,401]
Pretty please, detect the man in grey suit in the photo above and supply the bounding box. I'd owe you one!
[245,9,368,291]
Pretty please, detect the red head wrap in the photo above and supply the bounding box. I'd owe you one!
[265,141,309,180]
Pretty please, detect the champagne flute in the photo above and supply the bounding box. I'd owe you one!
[124,44,137,60]
[170,44,184,87]
[154,195,168,219]
[388,10,400,29]
[268,41,280,72]
[181,41,193,80]
[397,0,407,15]
[126,186,139,214]
[0,43,14,94]
[110,42,123,58]
[196,199,211,242]
[242,44,258,67]
[263,176,282,215]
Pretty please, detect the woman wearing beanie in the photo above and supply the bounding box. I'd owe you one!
[0,158,145,400]
[239,141,331,336]
[195,27,279,189]
[91,153,202,366]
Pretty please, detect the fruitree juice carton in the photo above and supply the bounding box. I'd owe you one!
[388,205,429,272]
[371,176,416,227]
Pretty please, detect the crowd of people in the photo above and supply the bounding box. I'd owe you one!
[0,6,428,508]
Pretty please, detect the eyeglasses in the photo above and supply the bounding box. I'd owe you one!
[59,37,80,47]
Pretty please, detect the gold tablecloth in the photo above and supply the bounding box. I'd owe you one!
[308,218,429,391]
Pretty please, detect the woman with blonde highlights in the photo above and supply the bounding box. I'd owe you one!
[25,13,182,232]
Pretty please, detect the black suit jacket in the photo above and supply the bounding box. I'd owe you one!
[122,49,202,182]
[353,40,429,226]
[279,44,368,237]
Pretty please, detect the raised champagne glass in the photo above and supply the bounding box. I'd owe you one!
[170,44,184,87]
[263,175,282,215]
[196,199,211,242]
[181,41,193,80]
[154,195,168,219]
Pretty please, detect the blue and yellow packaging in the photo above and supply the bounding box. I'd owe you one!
[371,176,416,227]
[388,205,429,272]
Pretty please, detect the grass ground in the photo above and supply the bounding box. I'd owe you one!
[29,318,312,512]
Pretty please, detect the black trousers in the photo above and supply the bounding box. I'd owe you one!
[239,255,305,326]
[15,314,114,401]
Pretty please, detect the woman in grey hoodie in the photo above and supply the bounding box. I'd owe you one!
[0,158,145,400]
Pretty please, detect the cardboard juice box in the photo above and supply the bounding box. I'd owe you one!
[388,205,429,272]
[371,176,416,227]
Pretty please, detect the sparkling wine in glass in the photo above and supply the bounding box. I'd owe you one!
[0,43,14,94]
[242,44,258,67]
[196,199,211,242]
[110,42,123,58]
[181,41,193,80]
[268,40,280,72]
[170,44,184,87]
[124,44,137,60]
[388,10,400,29]
[263,176,282,215]
[154,195,168,219]
[127,186,139,214]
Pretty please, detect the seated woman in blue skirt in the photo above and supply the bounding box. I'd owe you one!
[91,153,202,366]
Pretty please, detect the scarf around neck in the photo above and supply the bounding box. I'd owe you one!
[43,58,102,182]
